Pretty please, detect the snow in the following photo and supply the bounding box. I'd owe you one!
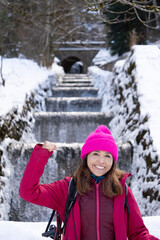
[0,58,48,116]
[0,216,159,239]
[92,48,119,66]
[0,221,46,240]
[0,57,64,116]
[131,45,160,154]
[0,46,160,237]
[0,216,160,239]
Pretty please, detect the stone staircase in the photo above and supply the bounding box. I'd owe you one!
[32,73,132,174]
[7,73,132,222]
[34,74,113,143]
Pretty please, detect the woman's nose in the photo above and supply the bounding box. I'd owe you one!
[99,156,105,164]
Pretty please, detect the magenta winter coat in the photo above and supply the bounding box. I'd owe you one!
[19,144,159,240]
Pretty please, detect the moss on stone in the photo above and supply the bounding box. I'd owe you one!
[0,93,35,142]
[127,62,136,75]
[0,149,4,177]
[143,189,159,203]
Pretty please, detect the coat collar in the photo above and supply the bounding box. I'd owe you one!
[91,173,104,184]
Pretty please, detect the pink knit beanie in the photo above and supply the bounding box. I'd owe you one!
[81,125,118,161]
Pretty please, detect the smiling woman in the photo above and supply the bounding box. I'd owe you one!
[87,151,113,176]
[74,126,125,198]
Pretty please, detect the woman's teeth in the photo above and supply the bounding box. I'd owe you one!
[95,165,104,170]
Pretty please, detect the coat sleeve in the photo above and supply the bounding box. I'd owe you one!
[127,187,159,240]
[19,144,69,219]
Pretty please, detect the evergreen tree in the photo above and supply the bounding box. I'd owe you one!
[105,2,147,56]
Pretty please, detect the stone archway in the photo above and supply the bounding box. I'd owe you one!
[61,56,83,73]
[54,41,106,73]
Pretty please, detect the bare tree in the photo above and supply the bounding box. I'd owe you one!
[85,0,160,27]
[0,0,104,66]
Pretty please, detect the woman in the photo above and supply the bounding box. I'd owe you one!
[19,125,159,240]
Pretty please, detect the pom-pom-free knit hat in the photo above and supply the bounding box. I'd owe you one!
[81,125,118,161]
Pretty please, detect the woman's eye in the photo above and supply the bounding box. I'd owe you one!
[106,154,111,158]
[93,152,98,156]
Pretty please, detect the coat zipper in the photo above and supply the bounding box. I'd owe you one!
[96,183,100,240]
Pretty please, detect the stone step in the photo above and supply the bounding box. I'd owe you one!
[7,141,132,221]
[34,112,113,143]
[52,87,98,97]
[61,79,92,84]
[62,74,90,79]
[56,83,94,87]
[45,97,102,112]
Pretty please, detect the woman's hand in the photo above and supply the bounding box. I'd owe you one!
[42,141,57,152]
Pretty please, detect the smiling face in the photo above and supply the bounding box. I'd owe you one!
[87,150,113,177]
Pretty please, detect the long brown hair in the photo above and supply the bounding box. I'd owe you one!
[73,155,126,198]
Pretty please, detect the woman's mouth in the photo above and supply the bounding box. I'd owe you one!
[94,165,105,170]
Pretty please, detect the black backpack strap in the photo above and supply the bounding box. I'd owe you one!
[124,183,130,215]
[63,177,77,233]
[42,177,77,239]
[44,210,55,234]
[42,209,62,239]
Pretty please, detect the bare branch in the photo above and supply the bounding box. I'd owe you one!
[84,0,160,27]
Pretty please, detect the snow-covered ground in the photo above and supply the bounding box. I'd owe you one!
[92,47,119,66]
[0,47,160,238]
[0,216,160,239]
